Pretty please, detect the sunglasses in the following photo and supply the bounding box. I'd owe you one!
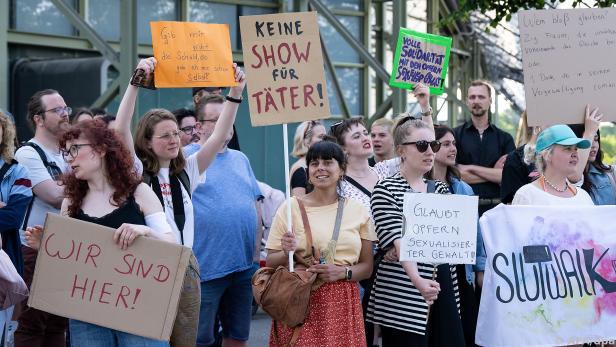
[401,140,441,153]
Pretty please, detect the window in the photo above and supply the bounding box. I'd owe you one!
[12,0,77,36]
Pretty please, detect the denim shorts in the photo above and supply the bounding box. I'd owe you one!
[196,267,255,347]
[69,319,168,347]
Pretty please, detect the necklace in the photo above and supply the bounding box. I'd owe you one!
[543,176,568,192]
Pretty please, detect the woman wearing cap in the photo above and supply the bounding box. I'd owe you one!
[512,124,594,205]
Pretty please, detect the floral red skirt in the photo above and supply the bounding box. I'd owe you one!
[269,280,366,347]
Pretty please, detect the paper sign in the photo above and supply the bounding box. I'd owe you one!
[390,29,452,95]
[150,21,236,88]
[519,8,616,126]
[28,213,191,341]
[239,12,330,126]
[400,193,478,264]
[477,205,616,346]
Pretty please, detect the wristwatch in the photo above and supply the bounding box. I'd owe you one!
[345,267,353,281]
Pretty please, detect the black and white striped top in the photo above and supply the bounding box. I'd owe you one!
[366,173,460,335]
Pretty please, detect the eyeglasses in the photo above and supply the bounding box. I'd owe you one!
[61,144,92,161]
[199,118,218,124]
[44,106,72,116]
[401,140,441,153]
[179,125,198,135]
[153,131,181,141]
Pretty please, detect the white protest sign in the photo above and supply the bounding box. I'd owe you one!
[519,8,616,126]
[400,193,478,264]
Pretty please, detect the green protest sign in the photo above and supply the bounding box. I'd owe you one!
[390,29,452,95]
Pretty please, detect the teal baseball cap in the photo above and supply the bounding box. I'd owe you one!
[535,124,591,153]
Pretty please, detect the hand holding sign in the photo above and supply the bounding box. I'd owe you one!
[114,223,151,250]
[412,83,431,112]
[228,63,247,99]
[25,225,44,249]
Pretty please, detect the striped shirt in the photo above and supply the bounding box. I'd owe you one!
[366,173,460,335]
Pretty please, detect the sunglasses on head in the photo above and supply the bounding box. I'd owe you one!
[401,140,441,153]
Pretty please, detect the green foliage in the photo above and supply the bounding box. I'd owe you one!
[443,0,616,28]
[599,125,616,164]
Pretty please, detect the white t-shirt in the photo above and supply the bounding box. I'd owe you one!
[154,154,205,247]
[14,139,69,244]
[512,182,594,206]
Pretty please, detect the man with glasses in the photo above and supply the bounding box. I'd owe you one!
[172,108,200,147]
[453,80,515,216]
[191,94,263,347]
[13,89,70,347]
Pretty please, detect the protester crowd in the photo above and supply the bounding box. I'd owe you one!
[0,51,614,347]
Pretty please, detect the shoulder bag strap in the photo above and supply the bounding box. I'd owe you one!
[22,142,62,180]
[296,198,317,263]
[331,196,345,242]
[343,175,372,197]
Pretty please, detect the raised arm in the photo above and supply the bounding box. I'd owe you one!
[112,58,156,157]
[412,83,433,129]
[194,64,246,173]
[570,105,602,183]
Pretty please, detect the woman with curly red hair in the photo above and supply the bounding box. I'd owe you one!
[26,119,174,346]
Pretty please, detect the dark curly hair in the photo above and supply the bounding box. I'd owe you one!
[60,119,141,217]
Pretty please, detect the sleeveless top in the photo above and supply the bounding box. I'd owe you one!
[73,195,145,229]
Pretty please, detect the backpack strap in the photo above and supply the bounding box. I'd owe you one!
[144,171,188,245]
[0,160,16,182]
[21,142,62,180]
[177,169,191,198]
[21,143,62,230]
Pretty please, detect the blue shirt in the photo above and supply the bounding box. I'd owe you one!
[183,143,201,157]
[192,149,262,281]
[586,165,616,205]
[449,175,487,284]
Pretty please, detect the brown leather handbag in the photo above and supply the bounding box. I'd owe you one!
[252,197,345,328]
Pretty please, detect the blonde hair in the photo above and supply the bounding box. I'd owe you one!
[392,114,432,148]
[0,112,16,162]
[291,120,322,158]
[371,118,393,132]
[525,146,553,174]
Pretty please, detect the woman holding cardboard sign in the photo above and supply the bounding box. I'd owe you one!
[366,117,465,346]
[113,57,246,248]
[265,139,376,346]
[26,119,175,346]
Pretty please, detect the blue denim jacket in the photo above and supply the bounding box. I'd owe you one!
[587,165,616,205]
[449,176,487,285]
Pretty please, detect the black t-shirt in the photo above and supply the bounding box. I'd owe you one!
[500,145,537,204]
[454,121,515,200]
[290,167,313,193]
[368,157,376,167]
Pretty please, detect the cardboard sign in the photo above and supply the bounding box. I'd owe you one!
[150,21,237,88]
[239,12,330,126]
[28,213,191,341]
[519,8,616,126]
[390,29,452,95]
[400,193,478,264]
[477,205,616,346]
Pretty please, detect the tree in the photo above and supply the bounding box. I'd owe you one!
[445,0,616,28]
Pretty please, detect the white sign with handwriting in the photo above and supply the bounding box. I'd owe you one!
[400,193,478,264]
[519,8,616,126]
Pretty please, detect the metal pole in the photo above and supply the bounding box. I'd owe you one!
[391,0,407,115]
[120,0,138,129]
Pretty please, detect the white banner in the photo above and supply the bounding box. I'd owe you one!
[477,205,616,347]
[400,193,478,264]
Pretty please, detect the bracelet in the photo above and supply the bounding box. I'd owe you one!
[421,106,433,116]
[226,95,242,104]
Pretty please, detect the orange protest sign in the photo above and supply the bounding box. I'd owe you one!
[150,21,237,88]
